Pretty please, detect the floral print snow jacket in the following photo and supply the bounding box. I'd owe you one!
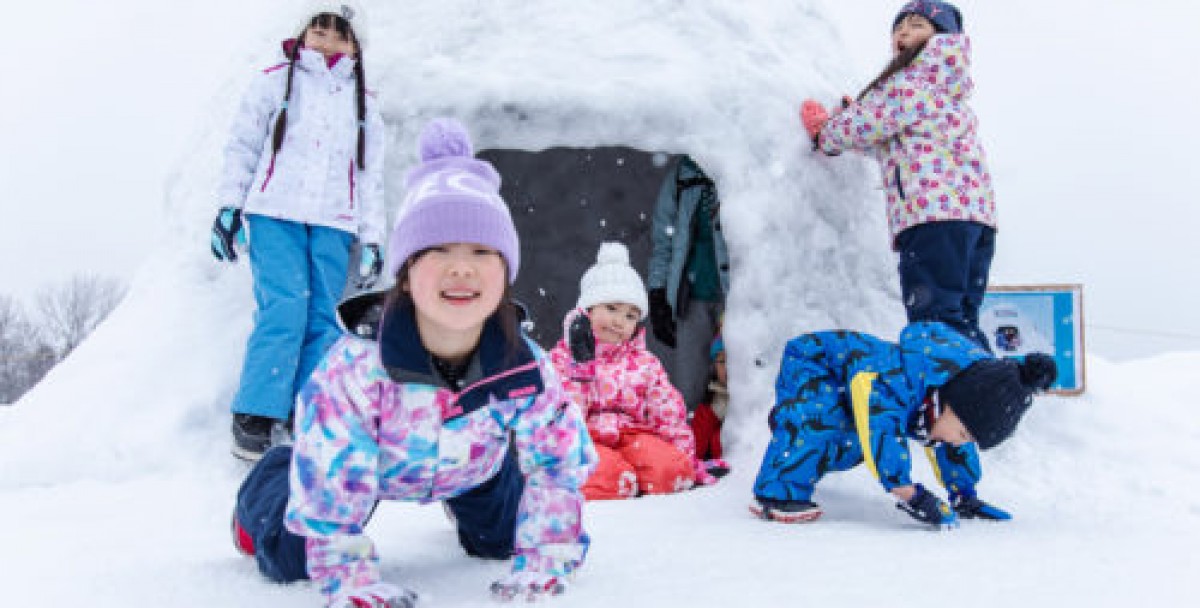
[818,34,996,245]
[549,309,695,459]
[285,304,597,600]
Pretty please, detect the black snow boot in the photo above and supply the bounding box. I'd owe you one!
[232,414,289,462]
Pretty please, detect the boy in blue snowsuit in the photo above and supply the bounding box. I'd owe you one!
[751,322,1056,527]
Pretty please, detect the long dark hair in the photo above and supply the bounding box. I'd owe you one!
[270,13,368,171]
[857,40,927,101]
[385,253,523,360]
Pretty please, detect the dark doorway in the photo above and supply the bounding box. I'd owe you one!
[478,147,680,350]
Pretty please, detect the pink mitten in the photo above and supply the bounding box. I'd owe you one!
[800,99,831,143]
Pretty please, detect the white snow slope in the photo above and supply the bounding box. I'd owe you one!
[1,1,1195,606]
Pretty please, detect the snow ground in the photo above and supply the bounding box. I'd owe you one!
[4,356,1195,606]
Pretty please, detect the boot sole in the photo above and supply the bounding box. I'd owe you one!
[231,444,266,462]
[748,502,823,523]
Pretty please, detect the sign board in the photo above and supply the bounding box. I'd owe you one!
[979,284,1085,395]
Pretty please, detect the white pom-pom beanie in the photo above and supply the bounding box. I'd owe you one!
[576,242,648,318]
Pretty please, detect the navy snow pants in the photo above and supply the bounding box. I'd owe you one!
[895,220,996,353]
[235,445,525,583]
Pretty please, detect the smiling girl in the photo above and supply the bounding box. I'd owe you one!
[232,118,597,606]
[551,242,726,501]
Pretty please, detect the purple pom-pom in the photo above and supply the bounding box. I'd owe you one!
[419,118,474,161]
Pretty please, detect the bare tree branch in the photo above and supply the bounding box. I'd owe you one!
[0,295,54,404]
[35,274,127,358]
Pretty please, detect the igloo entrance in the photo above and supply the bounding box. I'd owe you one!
[479,147,708,351]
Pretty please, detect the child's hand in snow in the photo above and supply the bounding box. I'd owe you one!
[490,571,565,602]
[329,581,418,608]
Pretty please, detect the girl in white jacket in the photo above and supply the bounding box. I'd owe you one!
[210,1,386,461]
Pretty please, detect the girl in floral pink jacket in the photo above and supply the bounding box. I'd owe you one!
[801,1,997,353]
[550,242,725,500]
[232,119,596,607]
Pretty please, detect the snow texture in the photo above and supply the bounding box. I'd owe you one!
[0,1,1194,606]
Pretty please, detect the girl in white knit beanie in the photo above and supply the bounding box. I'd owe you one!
[550,242,726,500]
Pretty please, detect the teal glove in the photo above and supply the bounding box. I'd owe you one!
[210,206,246,262]
[355,243,382,290]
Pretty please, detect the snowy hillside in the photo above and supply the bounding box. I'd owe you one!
[1,1,1196,606]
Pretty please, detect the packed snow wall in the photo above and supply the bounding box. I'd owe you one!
[2,0,905,484]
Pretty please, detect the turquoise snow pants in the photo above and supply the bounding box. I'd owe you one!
[232,215,353,420]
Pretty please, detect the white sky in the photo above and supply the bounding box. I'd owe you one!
[2,0,1197,358]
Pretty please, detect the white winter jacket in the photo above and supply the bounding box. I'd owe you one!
[218,43,386,245]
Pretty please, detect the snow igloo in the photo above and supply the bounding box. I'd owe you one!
[3,0,906,482]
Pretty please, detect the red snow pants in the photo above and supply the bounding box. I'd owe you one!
[582,432,695,500]
[690,403,724,460]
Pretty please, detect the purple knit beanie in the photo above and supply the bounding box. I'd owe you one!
[893,0,963,34]
[384,118,520,283]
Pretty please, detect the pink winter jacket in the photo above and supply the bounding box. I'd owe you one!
[549,310,696,459]
[818,34,996,246]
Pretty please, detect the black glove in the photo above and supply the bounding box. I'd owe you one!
[568,313,595,363]
[648,288,676,348]
[210,206,245,262]
[896,483,959,529]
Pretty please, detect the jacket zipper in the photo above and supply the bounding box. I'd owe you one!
[259,154,278,192]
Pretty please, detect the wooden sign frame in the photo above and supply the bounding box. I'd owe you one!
[981,284,1085,396]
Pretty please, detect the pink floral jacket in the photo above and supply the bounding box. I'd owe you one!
[819,34,996,246]
[549,310,695,459]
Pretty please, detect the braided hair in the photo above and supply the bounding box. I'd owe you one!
[270,12,368,171]
[857,40,927,101]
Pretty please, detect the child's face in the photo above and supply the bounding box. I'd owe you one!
[713,352,727,385]
[928,405,975,446]
[302,24,357,59]
[405,242,506,345]
[892,14,935,56]
[587,302,641,345]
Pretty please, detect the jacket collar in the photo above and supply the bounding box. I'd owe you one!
[379,303,545,420]
[280,39,357,81]
[593,324,647,362]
